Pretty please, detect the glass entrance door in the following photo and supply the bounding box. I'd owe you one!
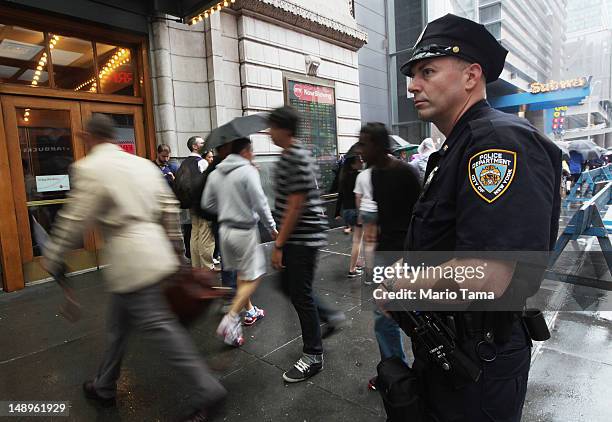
[1,96,96,282]
[1,97,146,285]
[80,102,146,156]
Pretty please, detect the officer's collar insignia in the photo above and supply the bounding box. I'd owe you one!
[469,149,516,203]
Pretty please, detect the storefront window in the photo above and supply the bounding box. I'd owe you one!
[95,43,136,96]
[17,107,81,256]
[0,24,50,87]
[0,23,138,96]
[50,34,96,92]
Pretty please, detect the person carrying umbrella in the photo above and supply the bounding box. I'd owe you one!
[568,149,584,184]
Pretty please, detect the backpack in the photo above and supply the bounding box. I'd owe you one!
[174,156,205,210]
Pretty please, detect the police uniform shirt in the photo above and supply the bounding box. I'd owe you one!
[406,100,561,255]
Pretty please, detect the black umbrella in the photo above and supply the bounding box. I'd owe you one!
[204,113,269,150]
[345,136,419,158]
[568,139,601,161]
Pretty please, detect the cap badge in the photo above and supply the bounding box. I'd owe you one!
[452,46,460,53]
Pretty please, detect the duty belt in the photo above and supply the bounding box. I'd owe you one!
[453,311,522,363]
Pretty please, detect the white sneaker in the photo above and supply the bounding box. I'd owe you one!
[216,313,244,347]
[243,306,265,326]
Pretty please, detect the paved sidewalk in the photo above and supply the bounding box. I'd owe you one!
[0,228,610,421]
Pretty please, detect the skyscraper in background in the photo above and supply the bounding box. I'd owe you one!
[561,0,612,146]
[356,0,568,142]
[354,0,391,126]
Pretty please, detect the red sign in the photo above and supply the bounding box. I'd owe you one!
[118,142,135,154]
[291,83,334,104]
[112,72,133,84]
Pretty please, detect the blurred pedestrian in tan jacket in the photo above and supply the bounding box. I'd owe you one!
[43,115,225,421]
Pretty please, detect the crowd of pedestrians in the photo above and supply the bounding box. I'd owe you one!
[37,11,568,422]
[42,106,428,420]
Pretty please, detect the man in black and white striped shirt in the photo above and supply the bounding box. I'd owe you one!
[273,143,327,248]
[269,106,345,383]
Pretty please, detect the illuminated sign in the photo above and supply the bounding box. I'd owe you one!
[117,142,135,154]
[112,72,133,84]
[291,83,334,104]
[530,77,588,94]
[552,106,568,135]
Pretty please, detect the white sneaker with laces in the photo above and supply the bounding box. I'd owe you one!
[216,313,244,347]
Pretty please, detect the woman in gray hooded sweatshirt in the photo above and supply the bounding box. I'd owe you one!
[202,138,277,347]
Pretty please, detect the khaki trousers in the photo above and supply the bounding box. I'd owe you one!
[190,213,215,270]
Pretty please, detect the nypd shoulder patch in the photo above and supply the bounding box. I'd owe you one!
[468,149,517,203]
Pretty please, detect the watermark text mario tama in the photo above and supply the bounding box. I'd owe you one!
[371,262,496,301]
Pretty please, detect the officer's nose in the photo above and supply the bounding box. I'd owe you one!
[408,77,420,94]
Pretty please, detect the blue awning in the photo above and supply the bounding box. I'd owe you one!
[489,85,591,112]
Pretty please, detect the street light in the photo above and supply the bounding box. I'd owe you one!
[587,79,603,143]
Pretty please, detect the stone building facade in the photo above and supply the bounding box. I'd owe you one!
[149,0,367,162]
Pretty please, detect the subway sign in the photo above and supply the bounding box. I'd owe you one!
[530,77,589,94]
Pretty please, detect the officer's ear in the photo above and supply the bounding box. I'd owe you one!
[464,63,485,91]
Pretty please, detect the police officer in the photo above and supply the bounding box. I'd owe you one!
[377,14,561,421]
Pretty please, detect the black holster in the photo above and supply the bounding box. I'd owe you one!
[522,308,550,341]
[376,357,427,422]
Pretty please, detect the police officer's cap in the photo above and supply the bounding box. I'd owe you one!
[400,14,508,82]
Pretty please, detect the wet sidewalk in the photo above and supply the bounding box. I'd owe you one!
[0,228,611,421]
[523,204,612,421]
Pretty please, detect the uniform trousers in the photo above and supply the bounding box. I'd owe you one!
[418,319,530,422]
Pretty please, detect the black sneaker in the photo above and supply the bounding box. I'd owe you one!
[283,357,323,382]
[347,270,360,278]
[182,409,209,422]
[82,381,116,407]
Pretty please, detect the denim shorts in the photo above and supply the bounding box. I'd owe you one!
[341,209,358,227]
[360,211,378,224]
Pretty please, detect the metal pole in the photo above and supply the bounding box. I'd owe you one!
[588,80,603,144]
